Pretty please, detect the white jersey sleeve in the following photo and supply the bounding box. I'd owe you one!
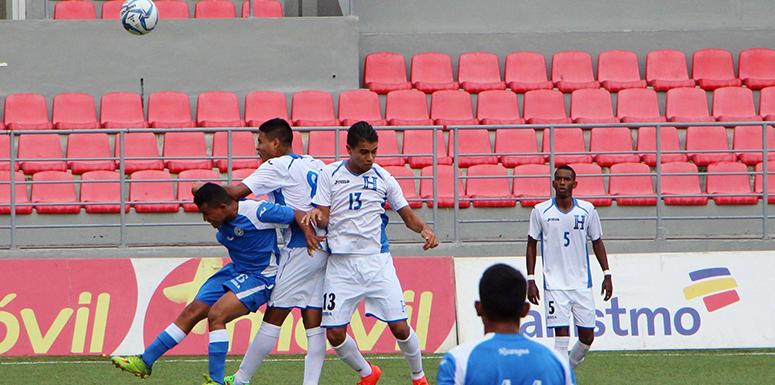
[241,159,292,197]
[528,207,543,240]
[312,164,332,207]
[587,206,603,241]
[385,173,409,211]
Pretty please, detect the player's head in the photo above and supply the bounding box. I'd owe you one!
[553,165,577,199]
[257,118,294,161]
[194,182,237,229]
[475,264,530,325]
[346,121,379,172]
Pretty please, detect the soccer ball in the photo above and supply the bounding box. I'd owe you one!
[120,0,158,35]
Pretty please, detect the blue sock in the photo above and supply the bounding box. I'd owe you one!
[141,324,186,367]
[208,329,230,384]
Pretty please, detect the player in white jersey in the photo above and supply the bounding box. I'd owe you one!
[194,119,328,385]
[437,264,575,385]
[526,165,613,369]
[303,122,438,385]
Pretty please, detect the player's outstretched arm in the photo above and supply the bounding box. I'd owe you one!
[192,181,252,201]
[526,236,540,305]
[592,239,613,301]
[302,206,330,229]
[396,206,438,250]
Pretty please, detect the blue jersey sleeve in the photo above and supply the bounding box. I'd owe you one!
[437,352,458,385]
[256,201,295,225]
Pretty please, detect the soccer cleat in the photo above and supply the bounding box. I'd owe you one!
[110,355,152,378]
[201,373,223,385]
[357,363,382,385]
[223,374,247,385]
[411,376,430,385]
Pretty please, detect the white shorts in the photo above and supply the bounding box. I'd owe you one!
[545,288,596,329]
[321,252,407,328]
[268,247,328,309]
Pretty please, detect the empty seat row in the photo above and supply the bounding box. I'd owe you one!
[54,0,282,20]
[364,48,775,94]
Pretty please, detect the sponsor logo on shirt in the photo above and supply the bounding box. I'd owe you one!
[547,218,560,222]
[335,179,350,185]
[498,347,530,357]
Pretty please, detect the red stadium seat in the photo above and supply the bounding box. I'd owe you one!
[692,49,742,90]
[52,93,99,129]
[542,128,593,165]
[363,52,412,94]
[590,127,639,167]
[685,126,735,166]
[665,87,713,122]
[375,129,404,166]
[0,135,18,172]
[512,164,550,207]
[100,0,122,19]
[411,53,459,93]
[637,126,687,166]
[476,90,523,125]
[504,52,553,93]
[116,133,164,173]
[465,164,514,207]
[712,87,761,122]
[661,162,708,205]
[212,131,260,172]
[0,171,32,214]
[130,170,179,213]
[338,89,387,126]
[4,93,52,130]
[292,130,304,154]
[291,90,338,127]
[80,171,125,214]
[163,132,212,173]
[645,50,696,91]
[523,90,570,124]
[381,166,421,209]
[197,91,244,127]
[706,162,758,205]
[616,88,666,123]
[385,90,433,126]
[430,90,478,126]
[156,0,190,19]
[230,168,262,200]
[148,91,195,128]
[403,130,451,168]
[733,125,775,166]
[195,0,236,18]
[738,48,775,90]
[244,91,288,126]
[178,169,221,212]
[101,92,147,128]
[307,130,348,164]
[495,128,544,167]
[754,161,775,203]
[609,162,656,206]
[569,162,611,206]
[551,51,600,93]
[18,134,66,174]
[54,1,96,20]
[31,170,80,213]
[447,129,498,168]
[457,52,506,93]
[241,0,282,17]
[67,133,115,175]
[597,50,647,92]
[760,87,775,121]
[570,89,619,124]
[419,165,469,208]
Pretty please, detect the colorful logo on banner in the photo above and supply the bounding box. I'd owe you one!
[683,267,740,312]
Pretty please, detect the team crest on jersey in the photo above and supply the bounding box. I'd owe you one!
[234,227,244,237]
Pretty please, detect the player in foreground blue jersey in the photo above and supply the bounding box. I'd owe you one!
[111,183,317,385]
[437,264,575,385]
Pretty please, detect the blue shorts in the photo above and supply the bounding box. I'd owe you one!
[194,263,274,312]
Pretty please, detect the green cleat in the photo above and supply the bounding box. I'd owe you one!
[110,355,152,379]
[224,374,247,385]
[201,373,223,385]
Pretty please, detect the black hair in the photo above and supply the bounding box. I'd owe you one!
[193,182,232,208]
[555,164,576,180]
[347,121,379,148]
[259,118,293,147]
[479,264,526,322]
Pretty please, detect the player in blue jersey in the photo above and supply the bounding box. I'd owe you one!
[303,122,438,385]
[526,165,613,369]
[111,183,315,385]
[437,264,575,385]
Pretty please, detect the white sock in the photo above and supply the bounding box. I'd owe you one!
[333,335,372,377]
[396,329,425,380]
[554,336,570,360]
[234,323,281,385]
[303,327,326,385]
[569,341,591,369]
[165,323,187,343]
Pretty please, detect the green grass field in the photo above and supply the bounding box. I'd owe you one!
[1,350,773,384]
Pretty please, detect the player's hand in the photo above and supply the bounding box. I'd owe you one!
[527,280,540,305]
[302,208,324,228]
[601,276,613,301]
[420,227,438,250]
